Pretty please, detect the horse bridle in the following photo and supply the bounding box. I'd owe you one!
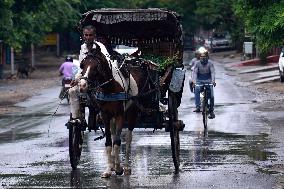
[80,54,114,90]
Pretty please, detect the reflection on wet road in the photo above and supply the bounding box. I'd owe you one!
[0,64,283,188]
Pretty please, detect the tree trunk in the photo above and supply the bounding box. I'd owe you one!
[259,52,268,65]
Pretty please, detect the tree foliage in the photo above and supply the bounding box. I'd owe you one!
[195,0,237,31]
[3,0,273,57]
[1,0,233,50]
[234,0,284,61]
[1,0,80,50]
[0,0,14,42]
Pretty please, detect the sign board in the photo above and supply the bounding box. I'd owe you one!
[41,33,57,46]
[244,42,253,54]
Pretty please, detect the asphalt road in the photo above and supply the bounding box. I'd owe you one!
[0,55,283,188]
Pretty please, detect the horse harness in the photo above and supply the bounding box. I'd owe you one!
[81,52,159,114]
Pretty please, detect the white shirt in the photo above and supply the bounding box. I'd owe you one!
[76,41,110,80]
[79,41,110,64]
[78,41,139,97]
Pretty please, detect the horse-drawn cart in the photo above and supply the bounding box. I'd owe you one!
[68,8,186,174]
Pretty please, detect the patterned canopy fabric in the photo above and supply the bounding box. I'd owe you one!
[78,8,183,60]
[78,9,183,45]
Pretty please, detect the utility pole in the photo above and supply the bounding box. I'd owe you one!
[31,43,35,67]
[11,47,15,75]
[255,46,259,58]
[56,33,60,56]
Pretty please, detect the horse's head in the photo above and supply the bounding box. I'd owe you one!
[79,44,113,93]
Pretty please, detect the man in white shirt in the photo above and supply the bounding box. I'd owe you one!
[78,25,111,65]
[68,25,109,125]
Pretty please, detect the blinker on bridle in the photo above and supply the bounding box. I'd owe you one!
[80,56,113,89]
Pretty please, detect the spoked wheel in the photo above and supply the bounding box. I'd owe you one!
[69,122,83,170]
[202,92,208,130]
[168,91,180,172]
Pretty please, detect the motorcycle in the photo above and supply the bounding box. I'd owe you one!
[59,77,72,103]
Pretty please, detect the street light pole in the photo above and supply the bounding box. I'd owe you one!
[31,43,35,67]
[56,33,60,56]
[11,47,15,75]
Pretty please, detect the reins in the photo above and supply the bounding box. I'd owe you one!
[48,88,69,137]
[82,52,159,113]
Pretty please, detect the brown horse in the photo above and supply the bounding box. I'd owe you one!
[79,43,155,178]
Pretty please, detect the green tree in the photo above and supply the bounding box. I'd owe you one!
[195,0,242,32]
[0,0,14,42]
[178,0,198,34]
[195,0,236,31]
[234,0,284,63]
[194,0,245,50]
[2,0,80,50]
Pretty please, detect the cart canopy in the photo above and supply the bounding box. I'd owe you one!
[78,8,183,47]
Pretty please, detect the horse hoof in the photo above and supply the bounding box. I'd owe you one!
[101,172,112,178]
[123,167,131,175]
[115,168,124,176]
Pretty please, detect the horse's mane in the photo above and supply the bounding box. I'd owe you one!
[83,43,113,83]
[87,43,107,63]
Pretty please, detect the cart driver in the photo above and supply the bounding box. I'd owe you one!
[192,47,216,119]
[67,25,109,124]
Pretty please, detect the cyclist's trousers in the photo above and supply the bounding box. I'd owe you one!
[194,84,214,112]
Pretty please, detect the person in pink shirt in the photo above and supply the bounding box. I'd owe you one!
[59,56,74,79]
[59,56,75,100]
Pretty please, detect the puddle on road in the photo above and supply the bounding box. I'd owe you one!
[181,131,277,171]
[0,131,41,144]
[1,129,280,188]
[0,112,68,119]
[48,138,69,148]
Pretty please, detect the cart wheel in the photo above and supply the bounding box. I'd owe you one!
[168,91,180,172]
[69,122,83,170]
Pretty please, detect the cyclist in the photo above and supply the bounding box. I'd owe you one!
[59,56,74,99]
[188,49,201,92]
[192,47,216,119]
[59,56,74,79]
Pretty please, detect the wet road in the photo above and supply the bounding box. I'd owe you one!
[0,59,283,188]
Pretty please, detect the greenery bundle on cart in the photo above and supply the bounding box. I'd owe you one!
[141,54,178,71]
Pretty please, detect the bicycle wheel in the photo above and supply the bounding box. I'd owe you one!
[168,91,180,172]
[69,123,83,170]
[202,90,208,130]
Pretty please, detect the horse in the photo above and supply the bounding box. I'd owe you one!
[79,43,156,178]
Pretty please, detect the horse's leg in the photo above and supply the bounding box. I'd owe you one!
[101,114,114,178]
[113,114,124,175]
[110,118,116,163]
[124,107,137,175]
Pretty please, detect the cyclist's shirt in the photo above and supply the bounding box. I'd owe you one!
[193,60,215,83]
[59,61,74,79]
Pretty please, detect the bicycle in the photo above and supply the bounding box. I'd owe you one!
[195,83,214,130]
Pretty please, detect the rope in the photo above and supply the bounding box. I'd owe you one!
[47,88,69,137]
